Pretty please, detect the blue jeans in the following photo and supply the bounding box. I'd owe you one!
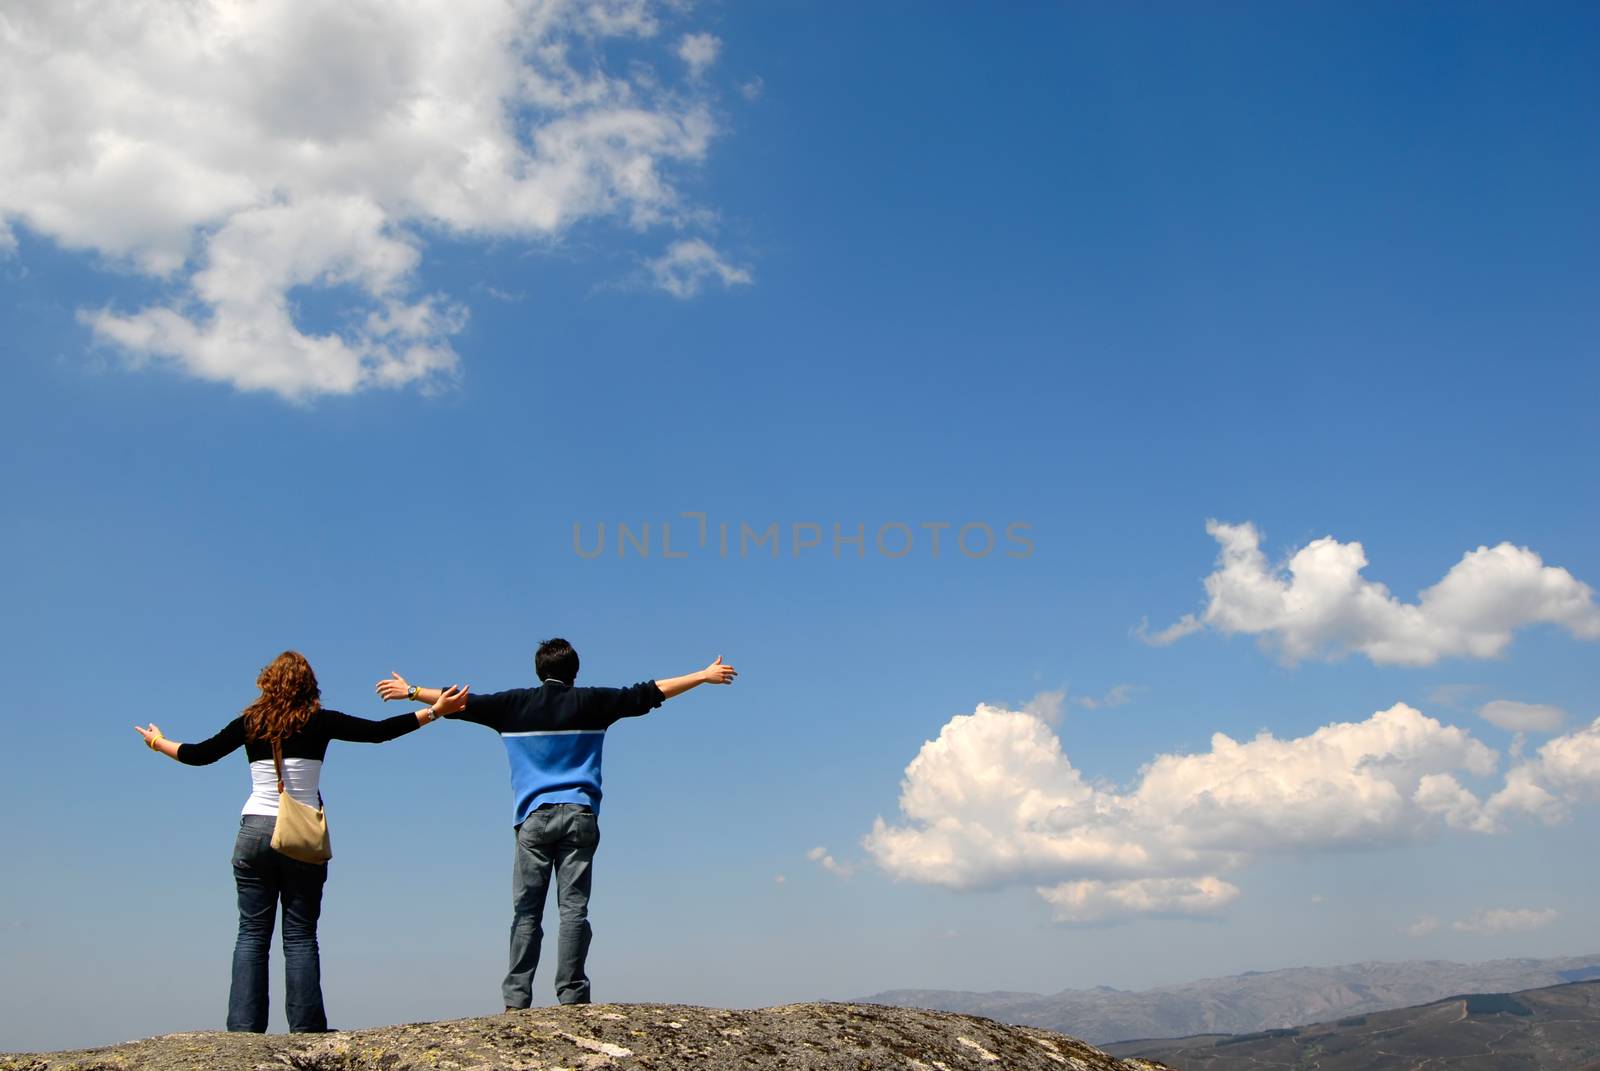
[504,803,599,1008]
[228,814,329,1032]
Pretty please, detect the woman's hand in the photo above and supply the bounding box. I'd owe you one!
[377,671,412,702]
[134,723,175,758]
[431,683,470,718]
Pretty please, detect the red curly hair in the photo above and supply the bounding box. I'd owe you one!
[242,650,321,742]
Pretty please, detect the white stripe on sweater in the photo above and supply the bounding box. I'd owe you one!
[500,729,605,737]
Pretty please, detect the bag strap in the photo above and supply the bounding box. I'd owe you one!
[272,738,287,796]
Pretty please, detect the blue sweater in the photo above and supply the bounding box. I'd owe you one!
[451,679,664,823]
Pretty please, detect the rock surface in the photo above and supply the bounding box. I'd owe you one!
[0,1002,1175,1071]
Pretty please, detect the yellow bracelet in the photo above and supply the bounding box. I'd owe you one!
[148,731,164,752]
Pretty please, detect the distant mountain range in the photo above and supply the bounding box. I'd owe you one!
[862,954,1600,1045]
[1103,978,1600,1070]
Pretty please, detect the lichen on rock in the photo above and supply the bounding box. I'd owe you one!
[1,1002,1175,1071]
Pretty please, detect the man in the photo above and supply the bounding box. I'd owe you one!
[376,638,736,1009]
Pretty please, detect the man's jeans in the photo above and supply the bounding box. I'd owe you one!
[504,803,599,1008]
[228,814,329,1033]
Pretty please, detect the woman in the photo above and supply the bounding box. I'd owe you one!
[134,650,467,1033]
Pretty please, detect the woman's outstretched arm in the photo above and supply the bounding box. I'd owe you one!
[135,716,247,764]
[323,685,471,742]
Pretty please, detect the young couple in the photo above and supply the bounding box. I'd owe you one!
[137,639,737,1033]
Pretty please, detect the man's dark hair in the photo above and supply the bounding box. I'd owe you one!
[535,637,580,685]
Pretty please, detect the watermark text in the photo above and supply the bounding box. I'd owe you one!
[572,514,1034,561]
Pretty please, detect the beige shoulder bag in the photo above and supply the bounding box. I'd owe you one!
[270,739,333,864]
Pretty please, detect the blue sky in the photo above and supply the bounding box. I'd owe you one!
[2,0,1599,1051]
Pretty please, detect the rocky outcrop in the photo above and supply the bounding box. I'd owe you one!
[0,1002,1175,1071]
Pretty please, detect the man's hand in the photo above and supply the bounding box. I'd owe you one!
[702,656,737,685]
[377,672,412,702]
[656,656,738,699]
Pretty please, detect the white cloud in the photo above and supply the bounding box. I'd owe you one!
[1135,614,1205,646]
[1073,684,1138,711]
[1023,688,1066,725]
[0,1,739,399]
[807,846,854,878]
[773,874,787,885]
[865,702,1508,915]
[677,32,721,79]
[1142,521,1600,665]
[740,76,765,101]
[865,700,1600,921]
[1453,907,1558,936]
[1413,772,1493,831]
[648,238,751,298]
[1479,700,1567,733]
[1133,705,1502,850]
[580,0,660,36]
[1479,763,1568,827]
[1019,685,1136,726]
[1526,716,1600,800]
[1405,914,1440,937]
[1039,877,1240,924]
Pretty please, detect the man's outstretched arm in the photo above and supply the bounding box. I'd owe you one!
[376,673,521,729]
[378,673,445,706]
[378,657,736,708]
[654,655,737,699]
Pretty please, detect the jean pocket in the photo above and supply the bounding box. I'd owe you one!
[571,809,600,849]
[233,832,266,868]
[518,809,552,849]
